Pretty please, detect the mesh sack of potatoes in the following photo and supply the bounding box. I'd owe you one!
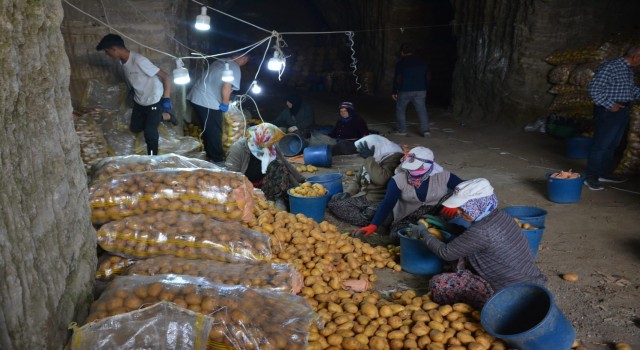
[89,167,255,225]
[73,112,110,173]
[547,84,587,95]
[548,92,593,112]
[222,104,248,155]
[545,41,618,65]
[70,301,214,350]
[96,211,271,262]
[616,105,640,175]
[126,256,303,293]
[568,61,600,87]
[547,64,575,85]
[90,153,220,184]
[96,254,136,281]
[85,275,317,350]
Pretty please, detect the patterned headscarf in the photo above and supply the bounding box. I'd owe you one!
[459,194,499,222]
[247,123,285,174]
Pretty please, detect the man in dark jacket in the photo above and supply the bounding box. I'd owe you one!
[392,43,431,137]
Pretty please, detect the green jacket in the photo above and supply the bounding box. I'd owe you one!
[346,152,404,203]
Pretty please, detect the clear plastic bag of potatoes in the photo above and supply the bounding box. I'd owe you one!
[89,153,221,184]
[96,254,136,281]
[70,301,215,350]
[89,167,256,225]
[85,275,316,350]
[222,103,247,155]
[126,256,303,293]
[96,211,271,262]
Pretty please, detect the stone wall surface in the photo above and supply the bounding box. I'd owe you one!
[0,1,96,349]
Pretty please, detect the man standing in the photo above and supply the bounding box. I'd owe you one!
[187,54,249,165]
[392,43,431,137]
[584,45,640,190]
[96,34,172,155]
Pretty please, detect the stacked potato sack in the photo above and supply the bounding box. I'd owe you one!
[72,112,110,173]
[545,42,620,119]
[616,105,640,175]
[80,155,318,349]
[222,106,251,155]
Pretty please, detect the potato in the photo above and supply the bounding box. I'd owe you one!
[562,273,579,282]
[615,343,632,350]
[369,336,388,350]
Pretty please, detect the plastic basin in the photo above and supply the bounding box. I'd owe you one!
[306,173,343,197]
[303,145,332,167]
[546,173,583,204]
[397,228,443,275]
[279,133,308,157]
[287,190,330,223]
[502,206,548,227]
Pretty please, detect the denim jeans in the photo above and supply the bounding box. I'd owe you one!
[585,105,630,179]
[396,90,429,133]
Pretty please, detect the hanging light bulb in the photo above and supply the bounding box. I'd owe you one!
[267,51,284,71]
[250,80,262,94]
[173,58,190,85]
[195,6,210,31]
[221,62,234,82]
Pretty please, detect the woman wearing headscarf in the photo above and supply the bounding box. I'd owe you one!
[409,178,546,308]
[271,94,316,136]
[328,135,404,226]
[328,102,369,155]
[225,123,304,202]
[354,146,463,238]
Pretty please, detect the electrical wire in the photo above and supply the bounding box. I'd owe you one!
[346,31,361,92]
[189,0,271,34]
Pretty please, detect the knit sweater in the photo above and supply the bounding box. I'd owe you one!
[422,209,546,291]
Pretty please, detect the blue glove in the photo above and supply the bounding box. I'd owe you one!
[219,103,229,112]
[160,97,172,111]
[408,223,429,240]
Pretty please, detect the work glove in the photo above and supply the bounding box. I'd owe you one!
[353,224,377,237]
[160,97,172,111]
[408,223,429,240]
[331,192,350,201]
[440,206,458,220]
[287,126,299,133]
[357,142,375,159]
[219,103,229,112]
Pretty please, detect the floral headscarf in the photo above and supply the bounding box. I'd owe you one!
[247,123,285,174]
[459,194,499,222]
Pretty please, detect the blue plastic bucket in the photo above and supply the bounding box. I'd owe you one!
[287,190,330,223]
[303,145,332,167]
[279,133,308,157]
[546,173,583,204]
[306,173,343,197]
[397,228,443,275]
[522,227,544,257]
[481,283,576,350]
[502,206,548,227]
[565,136,592,159]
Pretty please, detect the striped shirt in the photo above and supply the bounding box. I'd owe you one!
[588,56,640,110]
[423,209,546,291]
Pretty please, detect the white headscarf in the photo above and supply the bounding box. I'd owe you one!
[354,135,403,162]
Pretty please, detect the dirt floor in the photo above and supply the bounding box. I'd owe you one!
[255,90,640,349]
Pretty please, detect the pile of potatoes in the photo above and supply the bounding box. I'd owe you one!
[85,275,316,350]
[73,112,109,173]
[89,168,255,225]
[296,164,319,173]
[126,256,302,293]
[513,218,538,230]
[97,211,271,262]
[306,289,507,350]
[289,182,329,197]
[90,154,219,184]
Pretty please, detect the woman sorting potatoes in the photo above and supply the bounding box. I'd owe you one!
[225,123,304,203]
[409,178,547,308]
[354,146,464,239]
[328,135,404,226]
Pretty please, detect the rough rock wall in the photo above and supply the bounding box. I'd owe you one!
[0,1,96,349]
[451,0,640,125]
